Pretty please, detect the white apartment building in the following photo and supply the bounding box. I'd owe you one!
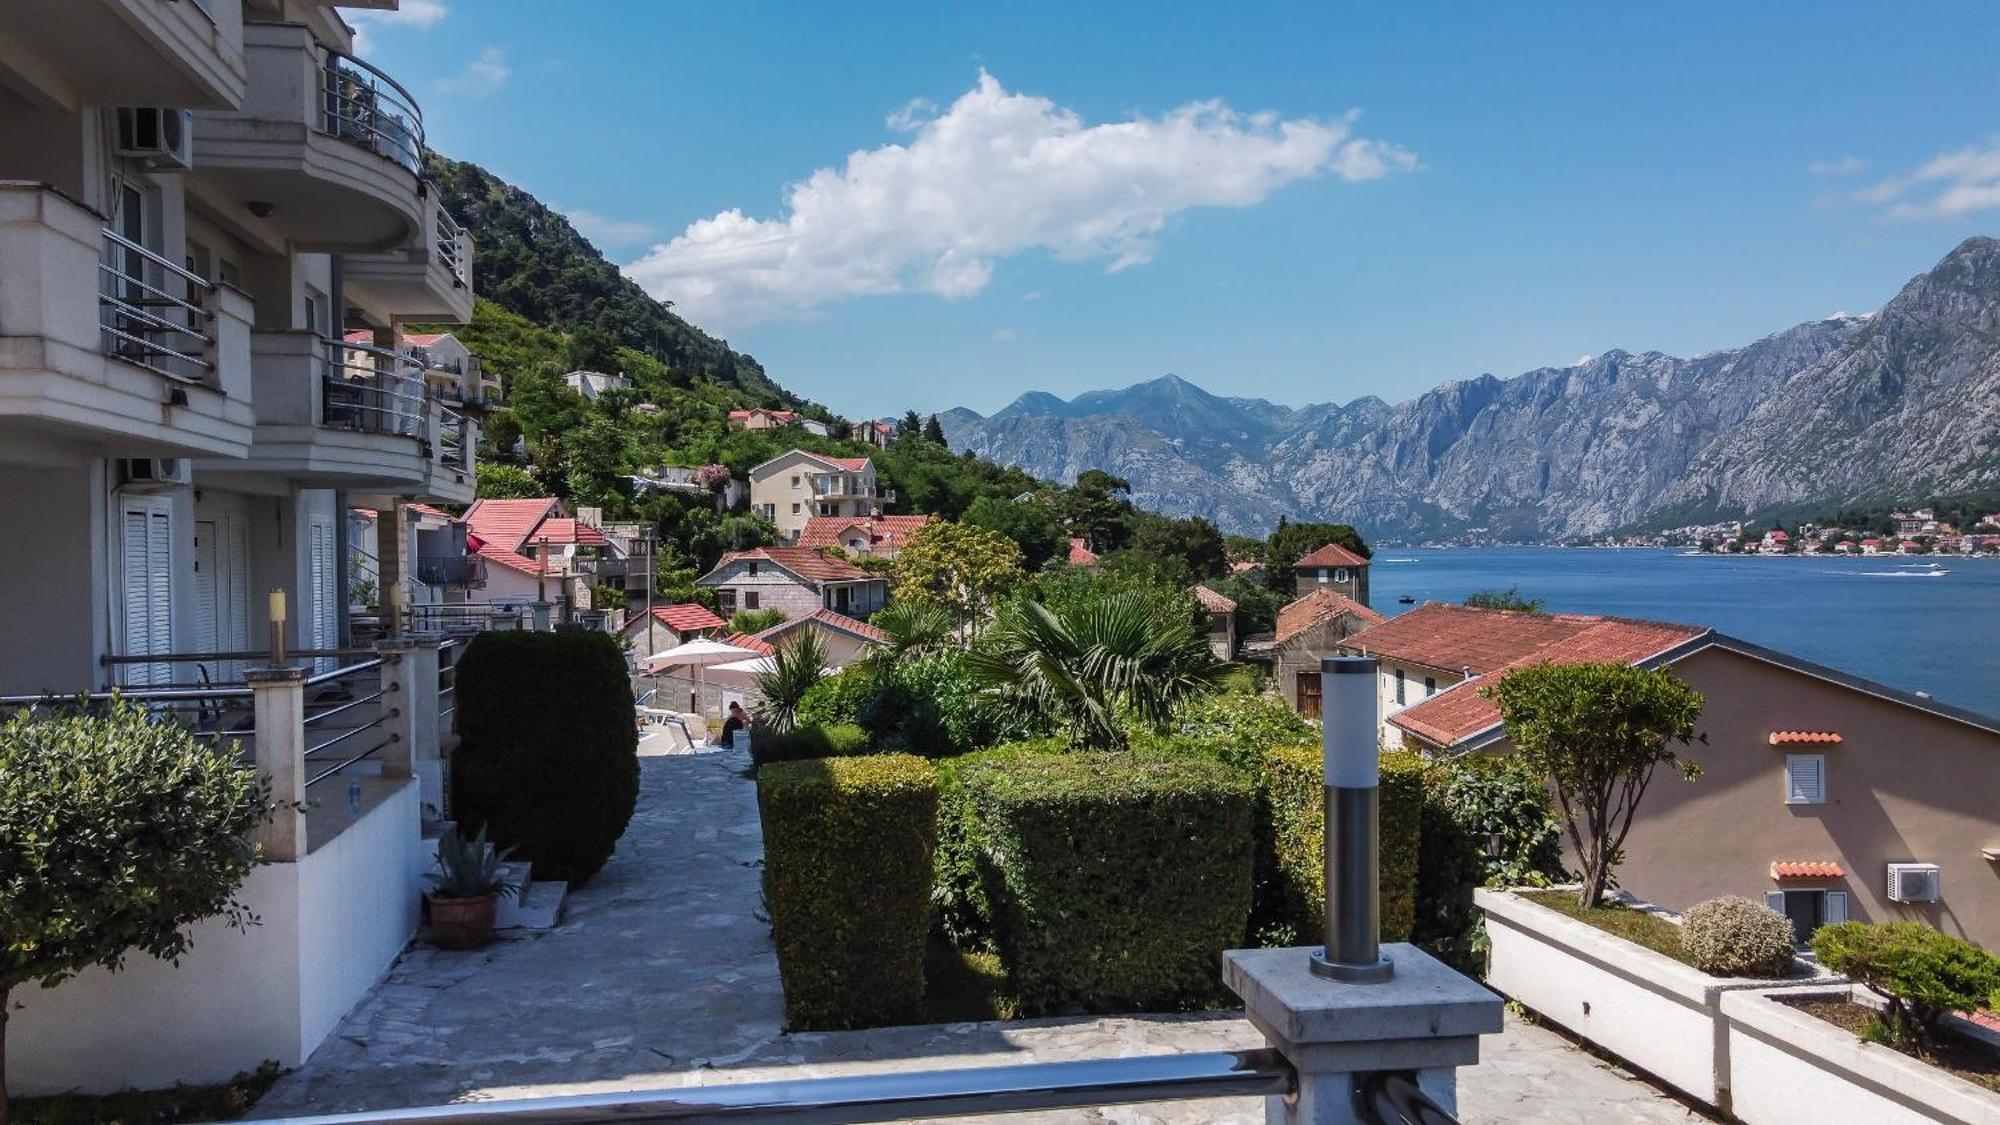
[0,0,480,1094]
[748,449,887,540]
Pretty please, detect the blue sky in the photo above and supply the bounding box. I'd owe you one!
[354,2,2000,419]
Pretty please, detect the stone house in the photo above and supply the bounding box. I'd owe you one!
[695,545,889,620]
[1192,585,1238,660]
[1293,541,1371,604]
[1241,588,1384,716]
[619,602,727,665]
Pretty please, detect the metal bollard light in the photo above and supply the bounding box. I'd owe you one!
[1310,654,1393,983]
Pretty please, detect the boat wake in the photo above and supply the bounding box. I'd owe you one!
[1859,569,1949,578]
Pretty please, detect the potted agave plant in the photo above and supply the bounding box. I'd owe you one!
[426,824,519,950]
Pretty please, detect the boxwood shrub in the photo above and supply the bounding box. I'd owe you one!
[758,754,939,1029]
[1258,745,1424,945]
[962,752,1255,1014]
[451,629,637,884]
[932,740,1066,948]
[749,722,870,767]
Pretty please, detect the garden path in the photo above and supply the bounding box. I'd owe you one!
[251,746,1709,1123]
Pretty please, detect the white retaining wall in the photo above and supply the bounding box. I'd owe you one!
[8,780,425,1095]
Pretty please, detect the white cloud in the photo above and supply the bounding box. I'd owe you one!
[1575,354,1595,366]
[562,207,662,250]
[623,71,1414,327]
[1808,155,1868,178]
[887,97,938,133]
[993,327,1019,343]
[434,47,510,99]
[348,0,447,54]
[1852,136,2000,220]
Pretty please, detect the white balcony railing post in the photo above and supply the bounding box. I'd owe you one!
[247,665,310,862]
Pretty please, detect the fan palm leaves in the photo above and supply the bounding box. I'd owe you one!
[965,592,1227,750]
[754,629,831,733]
[862,601,958,674]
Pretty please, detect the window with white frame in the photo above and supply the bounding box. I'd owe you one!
[1785,754,1826,805]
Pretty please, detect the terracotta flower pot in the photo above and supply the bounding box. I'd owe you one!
[428,893,498,950]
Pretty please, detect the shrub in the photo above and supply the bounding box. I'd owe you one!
[1411,754,1568,968]
[1679,896,1796,978]
[729,607,786,634]
[796,666,872,729]
[800,653,1040,758]
[1164,693,1316,771]
[1258,746,1424,946]
[1813,922,2000,1046]
[758,754,938,1029]
[749,722,870,767]
[962,752,1255,1014]
[932,741,1065,948]
[0,701,271,1117]
[452,629,638,884]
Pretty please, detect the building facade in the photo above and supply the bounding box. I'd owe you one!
[695,545,889,620]
[748,450,884,541]
[1292,541,1371,604]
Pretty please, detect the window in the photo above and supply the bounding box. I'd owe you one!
[717,589,737,613]
[1394,669,1407,705]
[745,591,760,610]
[1335,567,1350,583]
[119,496,174,687]
[1425,676,1436,697]
[791,475,801,488]
[1316,569,1328,584]
[791,503,800,515]
[747,562,759,576]
[1765,889,1847,945]
[1785,754,1825,805]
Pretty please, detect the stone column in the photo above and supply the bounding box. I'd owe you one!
[375,499,407,633]
[247,665,310,863]
[1223,944,1502,1125]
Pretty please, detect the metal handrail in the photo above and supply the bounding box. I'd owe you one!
[436,405,467,468]
[304,712,387,757]
[435,203,468,285]
[320,52,425,175]
[99,228,215,383]
[0,685,252,706]
[257,1048,1292,1124]
[100,648,374,665]
[306,656,386,688]
[324,338,427,437]
[302,687,387,729]
[1357,1071,1462,1125]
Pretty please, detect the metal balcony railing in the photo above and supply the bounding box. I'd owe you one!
[324,338,426,438]
[436,203,469,286]
[416,555,485,587]
[321,52,425,175]
[436,405,468,468]
[300,657,391,790]
[98,229,216,384]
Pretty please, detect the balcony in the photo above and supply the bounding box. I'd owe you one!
[0,0,247,110]
[343,194,474,323]
[416,555,485,588]
[426,401,475,504]
[191,23,423,252]
[0,183,254,458]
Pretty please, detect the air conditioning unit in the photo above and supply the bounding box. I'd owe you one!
[120,457,192,490]
[1887,862,1941,904]
[114,107,195,171]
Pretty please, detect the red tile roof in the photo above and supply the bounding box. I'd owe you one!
[407,502,457,521]
[797,514,933,552]
[825,456,871,471]
[1275,588,1383,644]
[533,518,609,547]
[728,408,801,422]
[1191,585,1236,614]
[1068,538,1099,566]
[761,608,891,646]
[1296,542,1370,568]
[474,543,545,576]
[1768,730,1843,746]
[647,603,727,634]
[403,331,449,347]
[706,545,876,585]
[1359,604,1708,747]
[1770,861,1845,880]
[721,632,774,656]
[462,498,563,554]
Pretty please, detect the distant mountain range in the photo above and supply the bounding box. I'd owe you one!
[941,237,2000,541]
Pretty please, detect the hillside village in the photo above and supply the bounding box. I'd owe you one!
[1,5,1998,1124]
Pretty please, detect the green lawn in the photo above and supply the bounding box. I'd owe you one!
[1519,889,1698,967]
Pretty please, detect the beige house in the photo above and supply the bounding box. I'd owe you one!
[695,545,889,620]
[1241,588,1385,715]
[1344,603,2000,950]
[755,608,889,668]
[749,450,884,540]
[563,369,629,401]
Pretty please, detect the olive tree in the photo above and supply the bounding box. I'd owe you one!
[1486,662,1703,908]
[0,701,270,1121]
[890,520,1026,636]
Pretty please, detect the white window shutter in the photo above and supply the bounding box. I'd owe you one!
[1764,890,1785,913]
[120,500,174,686]
[1785,754,1825,804]
[1824,891,1848,925]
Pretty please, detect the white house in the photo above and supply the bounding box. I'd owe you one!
[748,450,885,541]
[0,0,479,1094]
[564,369,630,401]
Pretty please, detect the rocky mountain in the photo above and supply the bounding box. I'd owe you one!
[941,238,2000,540]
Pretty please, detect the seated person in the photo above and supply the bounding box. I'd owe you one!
[715,701,751,747]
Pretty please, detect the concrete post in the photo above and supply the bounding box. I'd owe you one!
[377,635,444,814]
[375,499,407,634]
[247,665,310,863]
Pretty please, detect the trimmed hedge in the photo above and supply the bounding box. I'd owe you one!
[1258,745,1424,946]
[932,740,1066,948]
[452,629,637,884]
[962,752,1255,1014]
[749,722,869,767]
[758,754,939,1029]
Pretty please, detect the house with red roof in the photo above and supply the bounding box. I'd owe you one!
[727,407,828,437]
[1190,585,1239,660]
[1067,538,1100,567]
[747,450,886,541]
[1338,601,2000,948]
[618,602,728,664]
[457,498,617,608]
[797,513,933,559]
[1292,541,1371,605]
[1240,588,1386,714]
[695,544,889,620]
[755,607,890,667]
[852,419,898,448]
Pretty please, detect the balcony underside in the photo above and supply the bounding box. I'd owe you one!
[0,1,245,110]
[343,257,472,324]
[197,423,432,492]
[0,342,254,463]
[191,120,421,252]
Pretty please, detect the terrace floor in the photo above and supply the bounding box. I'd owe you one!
[250,747,1710,1123]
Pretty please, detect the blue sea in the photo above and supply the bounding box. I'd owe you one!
[1365,548,2000,719]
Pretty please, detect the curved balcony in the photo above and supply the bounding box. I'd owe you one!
[193,332,429,488]
[343,194,474,323]
[0,0,247,110]
[191,23,423,252]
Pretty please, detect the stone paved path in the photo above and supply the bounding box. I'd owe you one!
[252,747,1709,1123]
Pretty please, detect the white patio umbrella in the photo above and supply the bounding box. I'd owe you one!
[641,637,759,714]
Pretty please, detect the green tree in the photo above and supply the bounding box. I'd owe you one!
[1264,518,1370,593]
[563,415,628,509]
[962,495,1069,571]
[891,521,1026,634]
[480,408,523,460]
[477,462,544,500]
[1812,922,2000,1048]
[0,702,272,1120]
[755,629,832,733]
[1058,470,1135,553]
[1464,586,1545,613]
[898,410,924,439]
[1487,662,1703,907]
[861,601,958,673]
[923,413,947,445]
[1208,574,1285,636]
[1129,512,1229,580]
[729,607,786,634]
[966,593,1227,750]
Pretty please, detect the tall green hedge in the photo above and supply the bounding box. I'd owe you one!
[749,722,869,767]
[932,740,1067,948]
[1257,745,1424,946]
[961,752,1255,1014]
[758,754,939,1029]
[451,629,638,884]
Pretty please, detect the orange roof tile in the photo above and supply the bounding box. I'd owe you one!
[648,604,727,633]
[761,608,891,645]
[1769,730,1843,745]
[1296,542,1370,568]
[1068,538,1099,566]
[1276,588,1384,644]
[462,498,563,554]
[1771,861,1845,879]
[706,545,876,585]
[797,514,933,551]
[721,632,774,657]
[1191,585,1237,614]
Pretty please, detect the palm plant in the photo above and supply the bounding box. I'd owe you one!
[861,601,957,675]
[965,593,1227,750]
[754,629,831,732]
